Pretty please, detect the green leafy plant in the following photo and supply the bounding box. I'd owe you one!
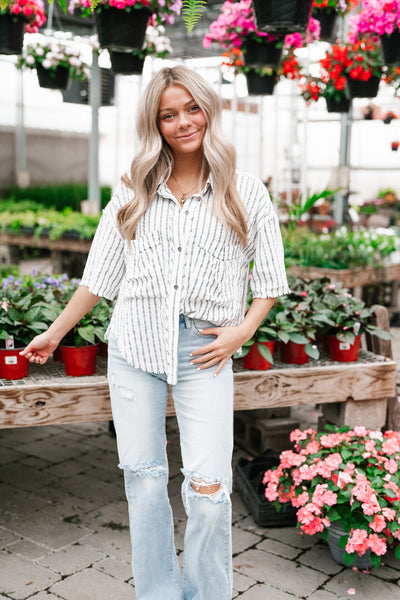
[182,0,207,33]
[284,189,338,232]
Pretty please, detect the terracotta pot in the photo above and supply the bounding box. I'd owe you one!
[36,63,70,90]
[280,340,309,364]
[242,341,275,370]
[245,71,277,95]
[242,37,283,68]
[380,29,400,67]
[0,348,29,380]
[345,75,381,99]
[96,6,151,51]
[61,344,98,376]
[252,0,313,34]
[328,335,361,362]
[0,14,26,55]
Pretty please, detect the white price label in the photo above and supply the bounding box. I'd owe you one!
[339,342,351,351]
[5,356,18,365]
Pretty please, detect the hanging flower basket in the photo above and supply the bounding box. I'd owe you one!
[380,30,400,67]
[242,341,275,370]
[0,14,25,55]
[325,96,351,113]
[328,334,361,362]
[245,70,277,95]
[110,50,145,75]
[0,347,29,380]
[251,0,314,34]
[36,63,71,90]
[345,75,381,98]
[96,6,152,51]
[313,8,337,42]
[61,344,98,376]
[242,36,283,68]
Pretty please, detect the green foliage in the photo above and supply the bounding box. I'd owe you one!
[181,0,207,33]
[0,207,100,240]
[282,226,400,270]
[1,184,111,212]
[284,189,338,232]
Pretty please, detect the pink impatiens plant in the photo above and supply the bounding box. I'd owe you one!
[348,0,400,40]
[0,0,46,33]
[264,426,400,568]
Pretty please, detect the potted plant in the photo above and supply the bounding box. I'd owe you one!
[0,274,49,379]
[68,0,181,51]
[17,36,91,90]
[109,21,172,75]
[264,425,400,569]
[349,0,400,66]
[0,0,46,55]
[251,0,314,34]
[318,44,351,111]
[319,281,392,361]
[311,0,347,41]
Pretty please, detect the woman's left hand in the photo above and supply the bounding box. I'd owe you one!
[189,326,249,377]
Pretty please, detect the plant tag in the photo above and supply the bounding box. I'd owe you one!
[5,336,14,350]
[339,342,351,351]
[5,356,17,365]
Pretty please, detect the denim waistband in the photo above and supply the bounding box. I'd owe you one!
[179,314,215,330]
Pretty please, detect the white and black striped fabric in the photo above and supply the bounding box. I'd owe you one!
[80,170,290,384]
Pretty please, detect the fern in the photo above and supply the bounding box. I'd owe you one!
[181,0,207,33]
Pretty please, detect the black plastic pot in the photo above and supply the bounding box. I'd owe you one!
[96,6,151,52]
[252,0,313,34]
[313,8,337,42]
[36,63,71,90]
[235,450,298,527]
[345,75,381,98]
[245,70,277,95]
[0,14,25,55]
[242,36,283,68]
[325,96,351,113]
[380,29,400,67]
[110,51,145,75]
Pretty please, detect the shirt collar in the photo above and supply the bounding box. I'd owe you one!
[156,172,214,200]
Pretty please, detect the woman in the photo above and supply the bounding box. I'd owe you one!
[21,65,290,600]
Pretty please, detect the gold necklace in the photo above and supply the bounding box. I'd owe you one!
[171,173,200,204]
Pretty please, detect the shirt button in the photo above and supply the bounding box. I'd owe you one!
[177,246,182,252]
[185,210,189,215]
[174,285,178,290]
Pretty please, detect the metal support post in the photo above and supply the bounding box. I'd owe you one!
[88,49,101,215]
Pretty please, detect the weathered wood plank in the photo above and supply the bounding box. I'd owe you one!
[0,233,92,253]
[289,263,400,289]
[0,358,396,428]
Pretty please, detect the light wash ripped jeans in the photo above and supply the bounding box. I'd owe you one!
[107,314,234,600]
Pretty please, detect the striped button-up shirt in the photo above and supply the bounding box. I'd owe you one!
[81,170,290,384]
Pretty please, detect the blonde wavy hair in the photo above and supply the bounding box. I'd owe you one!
[117,65,248,246]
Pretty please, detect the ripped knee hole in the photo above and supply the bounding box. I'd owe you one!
[190,479,221,495]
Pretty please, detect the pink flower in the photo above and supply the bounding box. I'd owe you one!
[382,507,396,521]
[384,459,398,474]
[370,514,386,533]
[368,533,387,555]
[346,528,369,556]
[347,590,356,596]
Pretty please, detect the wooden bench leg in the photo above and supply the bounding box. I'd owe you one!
[322,399,388,430]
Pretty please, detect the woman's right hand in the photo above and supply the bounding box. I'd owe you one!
[19,332,60,365]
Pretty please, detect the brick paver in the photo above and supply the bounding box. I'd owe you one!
[0,328,399,599]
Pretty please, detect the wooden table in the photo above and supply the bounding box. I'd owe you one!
[0,350,396,431]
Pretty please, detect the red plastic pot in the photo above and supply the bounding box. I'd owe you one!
[0,348,29,380]
[61,344,98,376]
[242,341,275,370]
[328,335,361,362]
[280,340,309,364]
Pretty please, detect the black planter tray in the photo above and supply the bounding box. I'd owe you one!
[234,449,298,528]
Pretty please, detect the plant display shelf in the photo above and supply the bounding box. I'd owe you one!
[0,306,396,431]
[289,263,400,316]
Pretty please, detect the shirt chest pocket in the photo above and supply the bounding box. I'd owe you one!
[187,240,245,308]
[124,231,167,300]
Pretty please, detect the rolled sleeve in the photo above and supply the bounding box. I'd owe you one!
[250,211,290,299]
[80,186,127,300]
